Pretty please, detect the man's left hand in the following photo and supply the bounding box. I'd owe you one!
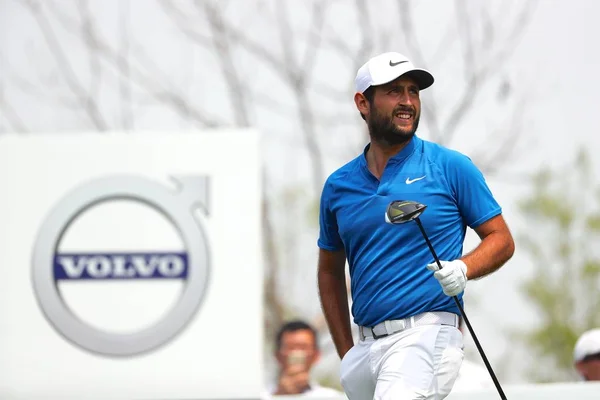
[426,260,468,296]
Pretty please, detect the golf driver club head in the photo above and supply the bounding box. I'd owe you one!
[385,200,427,224]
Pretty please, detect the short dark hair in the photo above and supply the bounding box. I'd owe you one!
[582,352,600,363]
[359,86,376,121]
[275,320,318,352]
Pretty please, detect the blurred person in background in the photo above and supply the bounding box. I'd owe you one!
[573,328,600,381]
[451,317,494,392]
[264,320,343,398]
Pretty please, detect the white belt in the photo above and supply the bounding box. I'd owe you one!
[359,311,459,340]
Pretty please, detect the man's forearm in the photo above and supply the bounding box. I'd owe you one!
[461,230,515,280]
[318,268,354,359]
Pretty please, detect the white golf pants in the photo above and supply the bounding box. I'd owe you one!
[340,324,464,400]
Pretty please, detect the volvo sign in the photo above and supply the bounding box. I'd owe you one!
[32,175,210,357]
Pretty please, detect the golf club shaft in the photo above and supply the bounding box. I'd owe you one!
[414,218,507,400]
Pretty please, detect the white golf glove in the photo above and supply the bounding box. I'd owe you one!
[426,259,468,297]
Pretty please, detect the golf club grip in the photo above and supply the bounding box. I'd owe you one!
[414,218,507,399]
[453,297,507,399]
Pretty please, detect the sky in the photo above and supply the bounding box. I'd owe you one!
[1,0,600,385]
[449,0,600,381]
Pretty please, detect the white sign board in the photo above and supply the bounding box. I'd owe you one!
[274,382,600,400]
[446,381,600,400]
[0,130,263,399]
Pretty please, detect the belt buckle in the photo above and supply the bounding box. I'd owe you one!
[371,327,388,340]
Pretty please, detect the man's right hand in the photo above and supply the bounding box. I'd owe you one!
[275,363,310,395]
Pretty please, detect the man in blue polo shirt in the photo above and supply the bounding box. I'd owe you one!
[317,51,515,400]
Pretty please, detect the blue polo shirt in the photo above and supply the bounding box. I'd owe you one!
[318,135,501,327]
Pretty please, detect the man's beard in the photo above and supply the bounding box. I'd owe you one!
[367,105,420,147]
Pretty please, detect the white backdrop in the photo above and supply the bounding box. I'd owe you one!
[0,130,263,399]
[259,382,600,400]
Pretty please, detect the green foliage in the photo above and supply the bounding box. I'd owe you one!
[317,374,343,392]
[515,148,600,382]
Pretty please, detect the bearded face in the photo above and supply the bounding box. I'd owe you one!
[367,103,420,147]
[362,76,422,147]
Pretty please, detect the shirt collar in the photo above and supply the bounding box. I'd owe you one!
[360,134,421,167]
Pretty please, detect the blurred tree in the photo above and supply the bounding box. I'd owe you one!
[514,148,600,382]
[1,0,539,385]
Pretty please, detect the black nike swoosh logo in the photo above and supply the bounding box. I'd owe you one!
[389,60,408,67]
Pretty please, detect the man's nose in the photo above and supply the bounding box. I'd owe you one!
[398,89,413,105]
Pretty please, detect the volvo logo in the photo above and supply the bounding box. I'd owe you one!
[31,175,210,357]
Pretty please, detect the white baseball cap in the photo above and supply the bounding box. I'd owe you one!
[355,52,434,93]
[574,328,600,363]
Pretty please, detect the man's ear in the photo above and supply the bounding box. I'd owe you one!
[275,351,285,366]
[310,349,322,366]
[354,92,370,118]
[575,361,587,380]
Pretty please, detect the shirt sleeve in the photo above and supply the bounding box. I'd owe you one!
[444,151,502,228]
[317,178,344,251]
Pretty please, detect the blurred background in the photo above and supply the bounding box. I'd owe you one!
[1,0,600,393]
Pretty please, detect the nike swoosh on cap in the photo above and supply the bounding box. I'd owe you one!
[389,60,408,67]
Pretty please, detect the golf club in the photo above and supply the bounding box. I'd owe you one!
[385,200,507,400]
